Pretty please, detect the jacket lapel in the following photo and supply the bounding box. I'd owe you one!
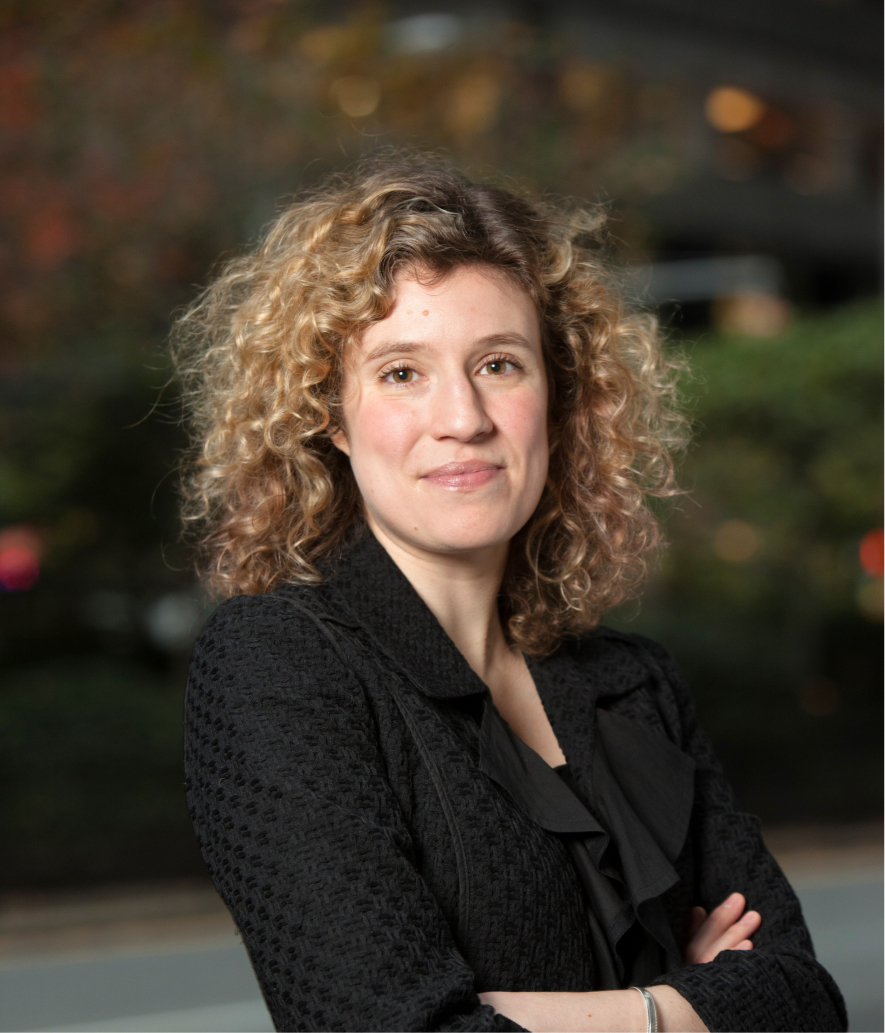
[295,529,696,917]
[312,527,488,701]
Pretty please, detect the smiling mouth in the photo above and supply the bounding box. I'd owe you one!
[421,461,503,490]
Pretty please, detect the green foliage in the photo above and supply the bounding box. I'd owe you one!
[609,299,883,821]
[667,300,881,615]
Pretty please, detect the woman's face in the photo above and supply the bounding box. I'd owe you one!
[332,264,549,559]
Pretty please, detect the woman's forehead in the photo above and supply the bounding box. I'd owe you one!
[355,264,541,352]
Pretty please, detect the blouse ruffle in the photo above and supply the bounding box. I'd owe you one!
[478,696,695,988]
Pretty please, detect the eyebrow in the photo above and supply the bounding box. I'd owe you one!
[361,332,535,365]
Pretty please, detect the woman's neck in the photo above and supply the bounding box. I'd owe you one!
[367,520,513,682]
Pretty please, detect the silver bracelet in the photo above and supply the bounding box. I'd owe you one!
[629,986,658,1033]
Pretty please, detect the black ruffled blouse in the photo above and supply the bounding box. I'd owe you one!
[478,693,693,988]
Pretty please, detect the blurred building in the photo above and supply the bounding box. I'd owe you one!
[373,0,882,311]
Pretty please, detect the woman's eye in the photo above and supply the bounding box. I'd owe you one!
[480,359,515,376]
[383,367,416,383]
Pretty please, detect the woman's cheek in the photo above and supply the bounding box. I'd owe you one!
[353,396,422,468]
[492,387,548,454]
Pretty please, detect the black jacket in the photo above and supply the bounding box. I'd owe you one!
[183,529,846,1032]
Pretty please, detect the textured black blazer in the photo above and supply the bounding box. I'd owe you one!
[183,530,846,1033]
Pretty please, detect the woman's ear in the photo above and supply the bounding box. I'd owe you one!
[329,426,350,456]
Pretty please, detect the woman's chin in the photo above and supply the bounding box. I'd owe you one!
[398,521,517,557]
[368,502,533,558]
[423,536,509,557]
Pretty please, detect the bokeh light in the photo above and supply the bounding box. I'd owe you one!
[0,526,41,592]
[858,528,883,577]
[445,70,502,140]
[712,519,760,562]
[705,86,766,133]
[558,61,607,112]
[856,579,884,622]
[712,293,792,337]
[329,76,381,118]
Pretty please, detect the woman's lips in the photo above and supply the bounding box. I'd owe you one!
[421,461,503,489]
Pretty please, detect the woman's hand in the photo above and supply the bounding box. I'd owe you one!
[476,896,760,1030]
[477,987,708,1032]
[684,891,761,964]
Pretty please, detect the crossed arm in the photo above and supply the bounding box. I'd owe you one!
[478,892,761,1032]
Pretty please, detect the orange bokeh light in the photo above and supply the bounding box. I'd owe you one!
[705,86,766,133]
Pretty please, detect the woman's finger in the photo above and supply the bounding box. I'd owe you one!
[687,906,707,940]
[697,911,762,963]
[685,892,746,961]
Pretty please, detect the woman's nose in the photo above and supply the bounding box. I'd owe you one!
[428,372,493,441]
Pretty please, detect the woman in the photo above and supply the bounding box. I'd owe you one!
[177,159,846,1032]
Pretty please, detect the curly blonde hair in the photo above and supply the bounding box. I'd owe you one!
[173,156,688,655]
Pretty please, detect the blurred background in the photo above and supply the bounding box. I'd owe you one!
[0,0,881,1030]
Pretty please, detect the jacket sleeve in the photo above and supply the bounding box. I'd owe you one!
[635,637,847,1033]
[184,595,525,1033]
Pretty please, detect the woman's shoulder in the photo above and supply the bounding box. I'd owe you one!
[196,581,336,642]
[561,625,695,740]
[189,583,354,697]
[566,624,685,687]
